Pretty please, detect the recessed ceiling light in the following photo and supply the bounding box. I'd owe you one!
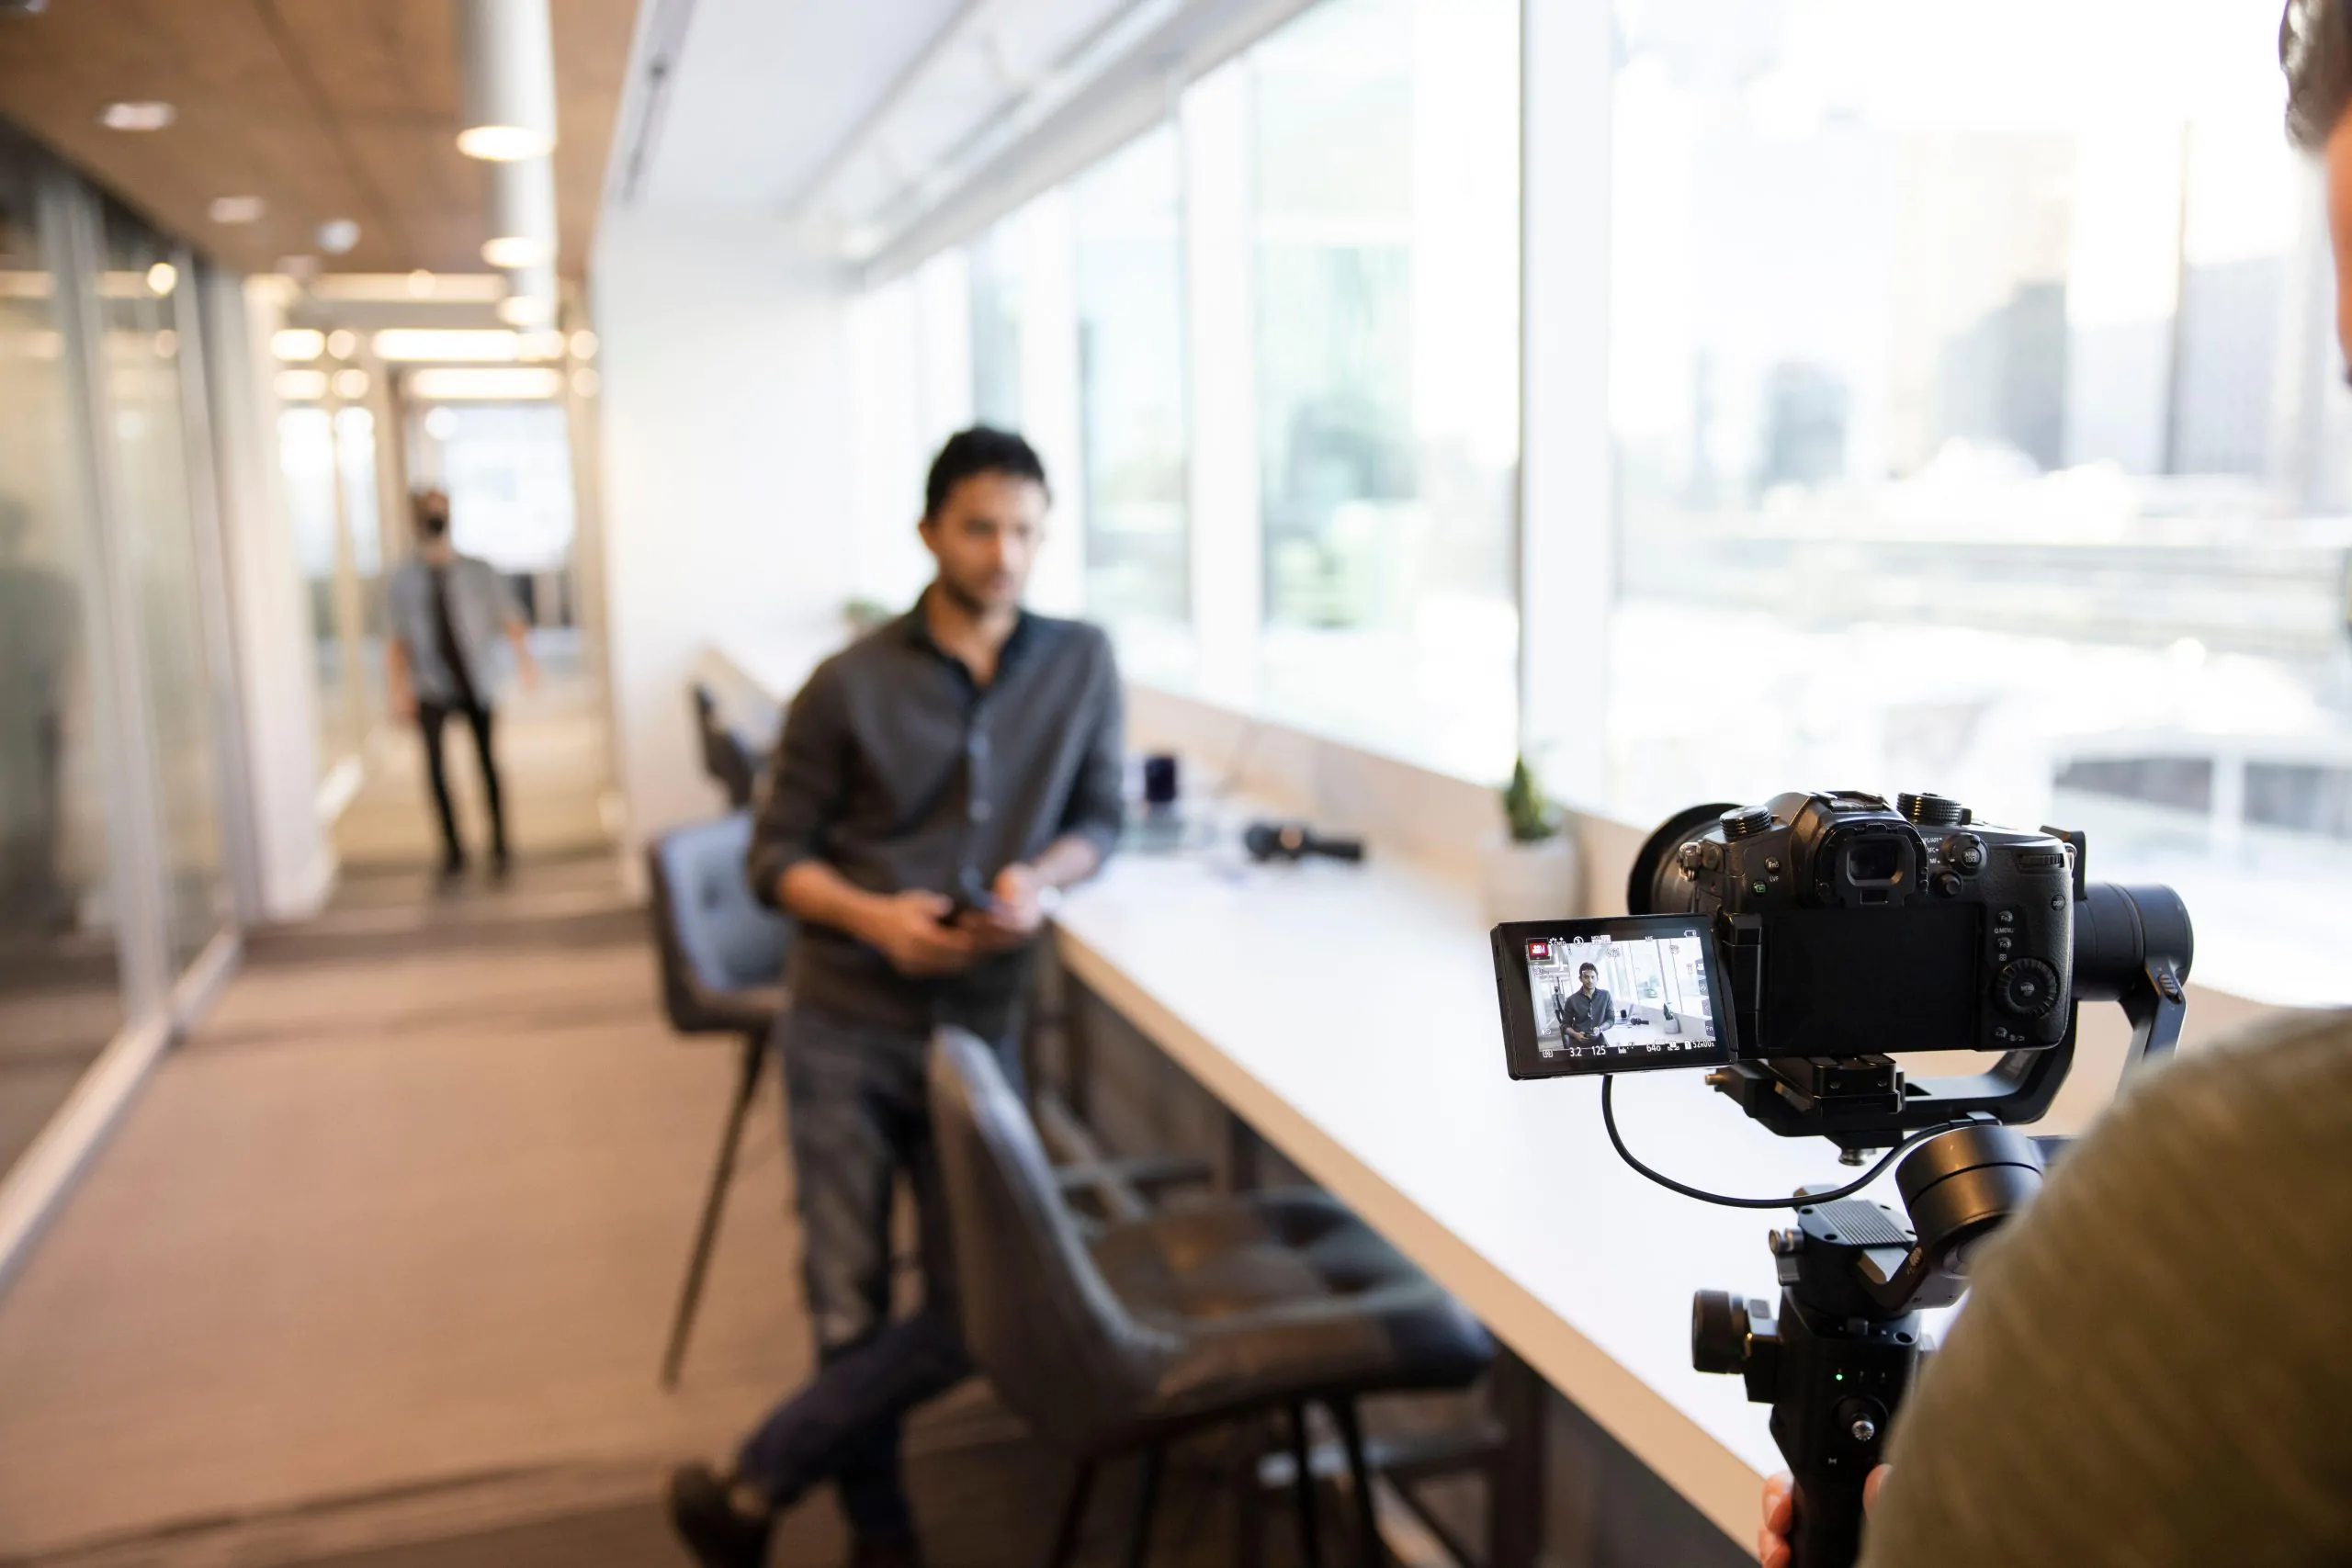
[209,195,266,225]
[272,328,325,362]
[481,234,554,268]
[424,406,458,439]
[458,125,555,161]
[495,291,553,326]
[100,101,175,132]
[331,367,370,400]
[405,366,563,400]
[145,261,177,296]
[275,368,329,401]
[325,329,357,359]
[316,219,361,254]
[371,329,521,363]
[568,328,597,361]
[406,269,436,298]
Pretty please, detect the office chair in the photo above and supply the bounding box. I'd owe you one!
[646,810,790,1386]
[929,1028,1497,1567]
[691,682,762,809]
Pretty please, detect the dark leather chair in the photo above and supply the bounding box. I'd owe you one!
[929,1028,1497,1567]
[691,682,763,809]
[646,810,791,1386]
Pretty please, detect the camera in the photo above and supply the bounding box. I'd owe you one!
[1491,790,2195,1568]
[1494,788,2193,1146]
[1634,790,2072,1059]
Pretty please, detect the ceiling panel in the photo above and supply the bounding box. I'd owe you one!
[0,0,638,277]
[634,0,969,210]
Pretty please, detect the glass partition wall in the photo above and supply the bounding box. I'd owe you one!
[0,125,245,1199]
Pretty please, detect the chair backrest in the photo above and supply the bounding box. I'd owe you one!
[691,682,759,809]
[645,811,789,1035]
[928,1029,1172,1450]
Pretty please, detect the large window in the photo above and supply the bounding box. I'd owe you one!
[1072,125,1190,671]
[1601,0,2345,1001]
[1247,0,1521,777]
[898,0,1522,776]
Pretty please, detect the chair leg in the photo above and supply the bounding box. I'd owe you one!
[1125,1447,1166,1568]
[1330,1398,1385,1568]
[1290,1402,1324,1568]
[660,1032,764,1387]
[1044,1460,1096,1568]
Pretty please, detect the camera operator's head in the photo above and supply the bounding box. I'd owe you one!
[1577,962,1599,994]
[2285,0,2352,364]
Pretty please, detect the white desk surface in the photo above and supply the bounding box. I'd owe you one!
[1054,843,1913,1551]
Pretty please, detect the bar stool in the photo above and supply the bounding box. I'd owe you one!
[646,810,790,1386]
[928,1028,1498,1567]
[691,682,763,809]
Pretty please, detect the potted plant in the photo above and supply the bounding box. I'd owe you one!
[1483,755,1581,927]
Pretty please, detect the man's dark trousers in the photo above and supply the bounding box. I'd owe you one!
[417,699,507,863]
[735,1000,1020,1540]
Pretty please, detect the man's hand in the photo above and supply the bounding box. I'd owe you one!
[856,890,979,976]
[1759,1468,1890,1568]
[390,684,416,724]
[959,863,1051,953]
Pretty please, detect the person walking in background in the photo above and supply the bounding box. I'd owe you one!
[386,487,537,877]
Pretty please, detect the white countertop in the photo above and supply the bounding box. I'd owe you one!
[1054,843,1908,1550]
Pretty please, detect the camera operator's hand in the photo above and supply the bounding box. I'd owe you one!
[1758,1468,1890,1568]
[857,890,980,976]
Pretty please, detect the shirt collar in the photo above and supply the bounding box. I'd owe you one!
[899,587,1043,673]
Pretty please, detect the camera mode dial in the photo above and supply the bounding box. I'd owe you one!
[1897,791,1968,827]
[1721,805,1774,840]
[1993,957,2060,1019]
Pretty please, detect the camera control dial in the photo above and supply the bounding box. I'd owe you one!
[1897,791,1968,827]
[1994,957,2061,1019]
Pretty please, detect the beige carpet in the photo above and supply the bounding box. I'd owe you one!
[0,865,814,1561]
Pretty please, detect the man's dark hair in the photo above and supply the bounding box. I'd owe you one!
[412,487,451,541]
[923,426,1049,518]
[2284,0,2352,150]
[1579,963,1599,977]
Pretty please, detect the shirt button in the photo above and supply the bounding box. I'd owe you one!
[970,799,993,824]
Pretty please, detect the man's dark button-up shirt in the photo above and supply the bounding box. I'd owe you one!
[746,602,1124,1032]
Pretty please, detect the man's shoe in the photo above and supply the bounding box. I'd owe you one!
[849,1535,926,1568]
[667,1463,774,1568]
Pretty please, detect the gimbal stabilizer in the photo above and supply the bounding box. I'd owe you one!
[1685,880,2192,1568]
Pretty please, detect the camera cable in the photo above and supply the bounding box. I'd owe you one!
[1599,1075,1976,1210]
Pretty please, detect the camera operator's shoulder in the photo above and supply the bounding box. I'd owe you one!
[2104,1006,2352,1154]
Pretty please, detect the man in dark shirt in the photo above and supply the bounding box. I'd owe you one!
[1561,962,1612,1048]
[669,428,1122,1568]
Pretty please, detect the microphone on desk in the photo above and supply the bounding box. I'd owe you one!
[1243,820,1367,864]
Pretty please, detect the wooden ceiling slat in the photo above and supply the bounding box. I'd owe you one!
[0,0,638,278]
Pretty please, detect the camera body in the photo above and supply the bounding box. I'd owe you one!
[1638,789,2074,1061]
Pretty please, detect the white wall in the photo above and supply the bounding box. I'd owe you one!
[592,209,858,864]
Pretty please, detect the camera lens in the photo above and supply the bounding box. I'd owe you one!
[1847,840,1903,885]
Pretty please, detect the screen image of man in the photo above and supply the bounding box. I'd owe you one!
[1561,962,1612,1048]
